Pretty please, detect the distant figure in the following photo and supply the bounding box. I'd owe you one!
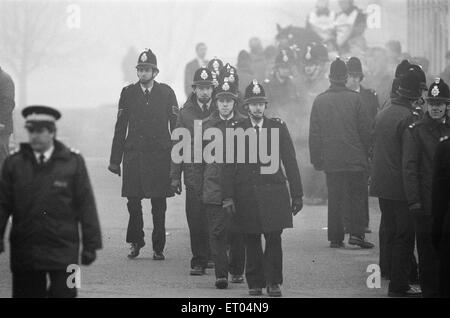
[364,47,391,108]
[385,40,403,73]
[306,0,336,47]
[0,66,15,167]
[439,50,450,84]
[184,43,208,99]
[248,37,267,83]
[237,50,255,94]
[335,0,367,55]
[122,47,139,84]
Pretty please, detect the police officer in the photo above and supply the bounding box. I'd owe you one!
[222,80,303,297]
[109,49,178,260]
[309,58,374,249]
[403,78,450,297]
[170,67,216,275]
[201,79,246,289]
[219,63,246,116]
[0,105,102,298]
[346,56,380,233]
[431,131,450,298]
[370,68,424,297]
[207,58,224,89]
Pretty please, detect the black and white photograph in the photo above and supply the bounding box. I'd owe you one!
[0,0,450,303]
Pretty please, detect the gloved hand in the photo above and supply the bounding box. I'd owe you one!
[108,163,121,176]
[222,198,236,215]
[292,197,303,216]
[81,250,96,266]
[171,179,182,195]
[409,203,424,215]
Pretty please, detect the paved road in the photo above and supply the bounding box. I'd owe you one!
[0,158,388,298]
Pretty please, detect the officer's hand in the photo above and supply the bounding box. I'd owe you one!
[292,197,303,216]
[223,198,236,215]
[108,163,121,176]
[409,203,424,215]
[81,250,96,266]
[171,179,182,195]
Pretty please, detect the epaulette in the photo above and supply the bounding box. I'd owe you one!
[440,136,449,142]
[369,89,377,96]
[123,84,133,90]
[408,122,416,129]
[270,117,285,125]
[70,148,80,155]
[9,148,20,156]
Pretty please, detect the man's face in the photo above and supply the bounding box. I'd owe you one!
[27,126,54,153]
[277,66,291,79]
[247,102,266,120]
[217,96,235,117]
[347,74,361,90]
[427,102,447,119]
[196,44,207,60]
[194,85,213,103]
[304,63,319,77]
[339,0,351,11]
[137,66,157,84]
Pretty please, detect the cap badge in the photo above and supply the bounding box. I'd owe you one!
[305,46,312,60]
[431,85,440,97]
[200,70,208,80]
[282,51,289,63]
[140,53,148,62]
[252,80,261,95]
[222,82,230,91]
[213,60,219,70]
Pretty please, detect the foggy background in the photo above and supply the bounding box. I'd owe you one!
[0,0,434,158]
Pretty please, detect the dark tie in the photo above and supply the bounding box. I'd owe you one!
[254,125,260,162]
[144,89,150,104]
[39,154,45,165]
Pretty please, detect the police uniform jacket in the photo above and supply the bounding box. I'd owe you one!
[359,85,379,128]
[370,97,421,200]
[309,84,372,173]
[223,117,303,233]
[0,140,102,271]
[402,114,450,214]
[110,81,178,198]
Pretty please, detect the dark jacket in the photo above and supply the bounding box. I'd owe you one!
[431,136,450,257]
[370,97,421,200]
[201,111,246,205]
[0,140,102,271]
[0,67,15,136]
[223,117,303,233]
[309,84,372,173]
[110,81,178,198]
[170,93,215,196]
[359,85,379,128]
[402,114,450,214]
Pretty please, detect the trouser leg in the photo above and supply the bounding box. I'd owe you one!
[378,198,395,278]
[228,231,245,276]
[244,233,265,289]
[48,270,77,298]
[12,271,47,298]
[126,197,145,247]
[185,188,209,268]
[206,204,230,279]
[326,172,345,242]
[151,197,167,254]
[347,172,367,238]
[263,231,283,285]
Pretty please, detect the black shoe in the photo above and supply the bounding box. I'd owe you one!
[267,284,282,297]
[153,252,165,260]
[388,286,422,298]
[207,260,215,269]
[348,236,374,249]
[231,275,244,284]
[215,278,228,289]
[330,241,345,248]
[190,266,206,276]
[127,243,142,259]
[248,288,263,296]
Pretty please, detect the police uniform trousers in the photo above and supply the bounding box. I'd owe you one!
[228,231,245,276]
[326,171,366,241]
[186,188,210,269]
[12,270,77,298]
[415,214,440,297]
[244,231,283,288]
[206,204,231,278]
[126,197,166,253]
[378,198,415,293]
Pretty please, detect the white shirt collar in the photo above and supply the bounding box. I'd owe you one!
[250,117,264,129]
[34,145,55,163]
[140,82,154,93]
[219,112,234,121]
